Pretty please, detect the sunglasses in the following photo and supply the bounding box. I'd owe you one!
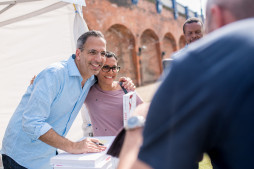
[101,65,120,73]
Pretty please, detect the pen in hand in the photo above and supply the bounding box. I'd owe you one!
[93,141,104,146]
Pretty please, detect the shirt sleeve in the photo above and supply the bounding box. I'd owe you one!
[22,69,61,141]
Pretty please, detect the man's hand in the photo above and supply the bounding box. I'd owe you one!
[39,129,106,154]
[119,77,136,91]
[69,138,107,154]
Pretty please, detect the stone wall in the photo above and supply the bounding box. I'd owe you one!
[83,0,186,86]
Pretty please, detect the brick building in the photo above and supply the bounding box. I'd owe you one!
[83,0,198,86]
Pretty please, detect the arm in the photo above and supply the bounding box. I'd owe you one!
[39,129,106,154]
[118,128,152,169]
[25,71,106,154]
[117,103,151,169]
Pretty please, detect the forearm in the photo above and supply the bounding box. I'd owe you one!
[39,128,73,153]
[117,128,143,169]
[118,103,151,169]
[39,129,107,154]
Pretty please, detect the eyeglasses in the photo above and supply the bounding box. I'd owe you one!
[80,49,106,57]
[101,65,120,73]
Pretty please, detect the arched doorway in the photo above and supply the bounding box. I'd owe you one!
[179,35,186,49]
[140,29,161,85]
[104,24,138,85]
[162,32,177,60]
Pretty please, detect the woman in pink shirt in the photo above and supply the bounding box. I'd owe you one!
[82,52,143,136]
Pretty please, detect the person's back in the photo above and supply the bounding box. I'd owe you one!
[137,18,254,169]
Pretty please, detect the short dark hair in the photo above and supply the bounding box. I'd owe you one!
[77,30,105,51]
[183,17,204,34]
[105,51,118,61]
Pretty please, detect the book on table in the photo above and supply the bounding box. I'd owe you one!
[50,136,115,169]
[52,156,112,169]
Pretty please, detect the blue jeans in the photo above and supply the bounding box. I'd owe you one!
[2,154,27,169]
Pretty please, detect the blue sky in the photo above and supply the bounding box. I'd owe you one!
[177,0,207,15]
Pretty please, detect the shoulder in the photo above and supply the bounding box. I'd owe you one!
[171,46,187,59]
[35,60,67,86]
[46,60,67,74]
[46,60,68,77]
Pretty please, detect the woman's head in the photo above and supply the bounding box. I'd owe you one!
[97,52,120,85]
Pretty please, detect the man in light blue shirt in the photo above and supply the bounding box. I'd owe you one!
[1,30,109,169]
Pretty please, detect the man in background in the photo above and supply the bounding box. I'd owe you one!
[183,17,204,45]
[163,17,204,70]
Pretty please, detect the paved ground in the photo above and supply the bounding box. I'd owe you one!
[136,82,160,102]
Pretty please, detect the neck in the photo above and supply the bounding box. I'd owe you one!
[81,74,92,88]
[98,81,118,91]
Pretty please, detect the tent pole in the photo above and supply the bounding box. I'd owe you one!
[0,1,68,27]
[0,4,15,14]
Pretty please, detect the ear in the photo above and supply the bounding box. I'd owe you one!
[210,5,225,29]
[211,5,235,29]
[75,49,81,61]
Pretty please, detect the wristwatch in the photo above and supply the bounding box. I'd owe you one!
[125,116,145,130]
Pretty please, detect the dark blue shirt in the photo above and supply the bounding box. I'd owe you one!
[138,18,254,169]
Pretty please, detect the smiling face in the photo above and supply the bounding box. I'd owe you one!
[75,36,106,79]
[184,22,204,44]
[97,56,118,86]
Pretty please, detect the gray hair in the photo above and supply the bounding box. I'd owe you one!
[76,30,105,51]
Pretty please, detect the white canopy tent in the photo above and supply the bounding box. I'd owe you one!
[0,0,88,155]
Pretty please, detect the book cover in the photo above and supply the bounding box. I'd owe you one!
[123,91,136,127]
[53,156,112,169]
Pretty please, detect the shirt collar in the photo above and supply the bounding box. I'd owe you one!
[67,54,82,77]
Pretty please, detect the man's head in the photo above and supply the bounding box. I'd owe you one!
[206,0,254,33]
[183,17,204,44]
[75,30,106,79]
[97,51,120,86]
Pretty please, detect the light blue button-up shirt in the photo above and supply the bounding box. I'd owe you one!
[1,56,96,169]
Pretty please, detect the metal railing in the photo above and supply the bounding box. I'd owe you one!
[145,0,204,21]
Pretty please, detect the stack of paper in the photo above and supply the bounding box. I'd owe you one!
[51,136,115,169]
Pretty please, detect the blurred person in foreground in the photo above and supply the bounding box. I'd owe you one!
[118,0,254,168]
